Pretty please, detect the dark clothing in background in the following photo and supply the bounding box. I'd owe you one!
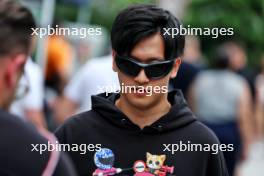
[55,90,229,176]
[0,109,77,176]
[237,68,257,99]
[170,62,201,98]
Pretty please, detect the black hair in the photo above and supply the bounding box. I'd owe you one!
[213,45,230,69]
[0,0,36,57]
[111,5,185,60]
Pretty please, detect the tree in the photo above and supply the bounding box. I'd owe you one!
[184,0,264,67]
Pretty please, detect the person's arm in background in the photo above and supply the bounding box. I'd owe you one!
[25,109,47,129]
[53,64,86,124]
[53,96,79,125]
[255,76,264,138]
[238,83,255,160]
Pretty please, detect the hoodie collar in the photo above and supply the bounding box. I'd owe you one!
[91,90,196,134]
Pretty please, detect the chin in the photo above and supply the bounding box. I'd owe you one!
[125,93,158,110]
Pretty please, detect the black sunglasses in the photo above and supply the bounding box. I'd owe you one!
[115,54,176,80]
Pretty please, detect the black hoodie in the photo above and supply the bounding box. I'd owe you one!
[55,90,229,176]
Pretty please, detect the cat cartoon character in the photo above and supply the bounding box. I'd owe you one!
[146,152,166,175]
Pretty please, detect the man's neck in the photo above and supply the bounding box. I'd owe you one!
[115,96,171,129]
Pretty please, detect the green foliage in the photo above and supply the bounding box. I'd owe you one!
[89,0,156,32]
[54,0,156,37]
[55,3,79,22]
[184,0,264,67]
[54,0,263,66]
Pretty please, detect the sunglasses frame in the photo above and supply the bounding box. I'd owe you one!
[115,54,176,80]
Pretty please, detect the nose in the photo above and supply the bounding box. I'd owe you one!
[134,69,150,84]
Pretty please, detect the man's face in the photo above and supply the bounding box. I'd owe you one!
[113,33,181,110]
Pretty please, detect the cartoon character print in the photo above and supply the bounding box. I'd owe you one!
[146,153,166,175]
[93,148,122,176]
[134,153,174,176]
[92,149,174,176]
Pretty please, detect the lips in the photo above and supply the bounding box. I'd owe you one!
[120,84,151,95]
[135,87,146,92]
[133,87,151,97]
[135,86,149,94]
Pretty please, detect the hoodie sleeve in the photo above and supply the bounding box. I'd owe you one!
[193,122,230,176]
[55,117,75,144]
[206,150,229,176]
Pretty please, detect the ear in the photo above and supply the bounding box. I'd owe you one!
[5,54,27,88]
[13,54,27,68]
[170,57,181,79]
[160,155,166,163]
[146,152,151,159]
[112,50,118,72]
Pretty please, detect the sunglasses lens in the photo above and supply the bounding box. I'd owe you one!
[116,56,141,77]
[116,55,175,79]
[145,62,174,79]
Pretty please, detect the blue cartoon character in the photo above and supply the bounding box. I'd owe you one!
[93,148,122,176]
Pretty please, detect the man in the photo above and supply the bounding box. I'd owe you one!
[56,5,229,176]
[0,0,76,175]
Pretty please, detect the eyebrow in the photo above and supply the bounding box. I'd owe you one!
[130,55,165,63]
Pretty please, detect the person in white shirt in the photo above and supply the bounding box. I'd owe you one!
[54,54,119,124]
[188,44,254,176]
[10,58,47,129]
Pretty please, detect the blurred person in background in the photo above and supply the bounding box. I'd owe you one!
[10,57,47,130]
[54,54,119,124]
[182,35,206,68]
[44,22,74,129]
[0,0,77,175]
[75,40,91,66]
[255,54,264,138]
[169,35,202,100]
[225,42,257,99]
[45,22,73,95]
[188,44,254,176]
[236,54,264,176]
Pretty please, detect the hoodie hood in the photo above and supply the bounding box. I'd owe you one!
[91,90,196,134]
